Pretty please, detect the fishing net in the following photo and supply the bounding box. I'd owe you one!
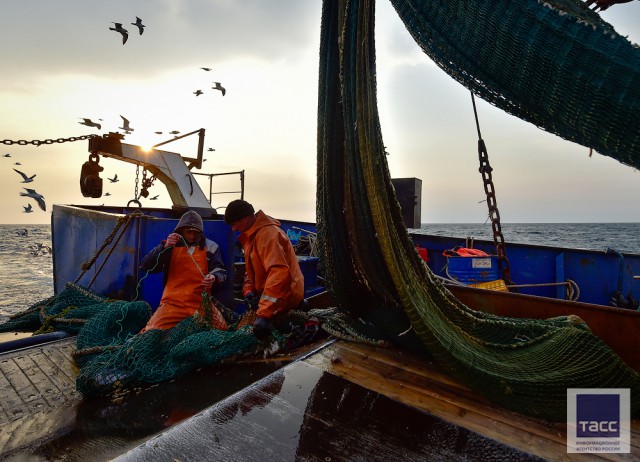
[0,283,259,395]
[0,283,114,335]
[388,0,640,168]
[316,0,640,421]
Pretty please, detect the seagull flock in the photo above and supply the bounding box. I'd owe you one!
[3,16,221,216]
[109,17,145,45]
[6,158,46,212]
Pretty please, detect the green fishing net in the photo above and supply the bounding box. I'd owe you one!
[0,283,259,395]
[316,0,640,421]
[388,0,640,168]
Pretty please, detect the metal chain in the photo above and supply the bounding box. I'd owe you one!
[470,93,513,286]
[140,167,147,199]
[2,134,96,146]
[134,165,140,201]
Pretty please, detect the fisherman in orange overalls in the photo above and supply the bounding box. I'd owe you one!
[224,200,304,340]
[139,210,227,332]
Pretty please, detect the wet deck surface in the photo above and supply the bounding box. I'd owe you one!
[116,358,543,462]
[2,338,638,461]
[0,338,80,456]
[0,337,304,461]
[116,341,639,461]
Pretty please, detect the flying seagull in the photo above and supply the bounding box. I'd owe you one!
[212,82,226,96]
[169,130,180,135]
[150,195,159,200]
[193,90,203,96]
[13,168,36,183]
[79,118,101,130]
[105,192,112,196]
[108,174,119,183]
[154,131,163,134]
[14,162,21,165]
[207,148,215,152]
[119,115,134,133]
[201,67,212,71]
[131,16,145,35]
[109,23,129,45]
[20,188,46,211]
[23,204,33,213]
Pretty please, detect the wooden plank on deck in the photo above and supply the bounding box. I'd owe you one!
[303,340,639,462]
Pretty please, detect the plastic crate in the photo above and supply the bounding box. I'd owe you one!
[297,256,322,295]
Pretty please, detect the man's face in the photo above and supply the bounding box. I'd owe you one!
[182,228,202,245]
[230,215,253,233]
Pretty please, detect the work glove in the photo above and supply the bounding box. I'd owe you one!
[244,291,258,310]
[252,317,271,341]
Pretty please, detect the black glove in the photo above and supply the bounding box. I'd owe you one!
[252,317,271,341]
[244,291,258,310]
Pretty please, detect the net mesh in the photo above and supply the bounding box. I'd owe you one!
[316,0,640,422]
[388,0,640,169]
[0,283,259,396]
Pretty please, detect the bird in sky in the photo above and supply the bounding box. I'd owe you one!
[13,168,36,183]
[169,130,180,135]
[154,131,163,134]
[150,195,159,200]
[119,115,134,133]
[201,67,212,71]
[14,162,21,165]
[108,174,119,183]
[131,17,145,35]
[207,148,215,152]
[212,82,226,96]
[20,188,46,211]
[109,23,129,45]
[105,192,112,196]
[79,118,101,130]
[3,153,11,157]
[194,90,203,96]
[23,204,33,213]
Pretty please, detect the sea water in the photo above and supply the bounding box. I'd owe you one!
[1,223,639,322]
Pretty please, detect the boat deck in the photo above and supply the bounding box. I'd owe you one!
[0,338,80,455]
[116,340,640,461]
[306,341,640,461]
[2,336,638,461]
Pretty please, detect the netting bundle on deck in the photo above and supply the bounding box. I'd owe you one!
[316,0,640,421]
[75,316,257,395]
[0,283,258,396]
[0,283,127,335]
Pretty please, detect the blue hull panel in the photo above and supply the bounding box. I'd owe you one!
[52,206,325,310]
[52,205,640,309]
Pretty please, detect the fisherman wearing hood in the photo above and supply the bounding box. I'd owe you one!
[224,200,304,340]
[139,210,227,332]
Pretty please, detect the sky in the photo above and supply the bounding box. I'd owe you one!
[0,0,639,225]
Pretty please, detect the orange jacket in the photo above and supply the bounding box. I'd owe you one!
[239,210,304,319]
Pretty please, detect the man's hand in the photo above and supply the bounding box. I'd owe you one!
[252,317,271,341]
[202,274,218,289]
[164,233,181,248]
[244,291,258,310]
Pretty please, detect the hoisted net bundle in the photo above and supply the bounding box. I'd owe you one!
[316,0,640,421]
[388,0,640,168]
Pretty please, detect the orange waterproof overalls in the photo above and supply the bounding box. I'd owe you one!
[140,245,207,332]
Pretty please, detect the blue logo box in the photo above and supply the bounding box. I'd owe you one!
[576,394,620,438]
